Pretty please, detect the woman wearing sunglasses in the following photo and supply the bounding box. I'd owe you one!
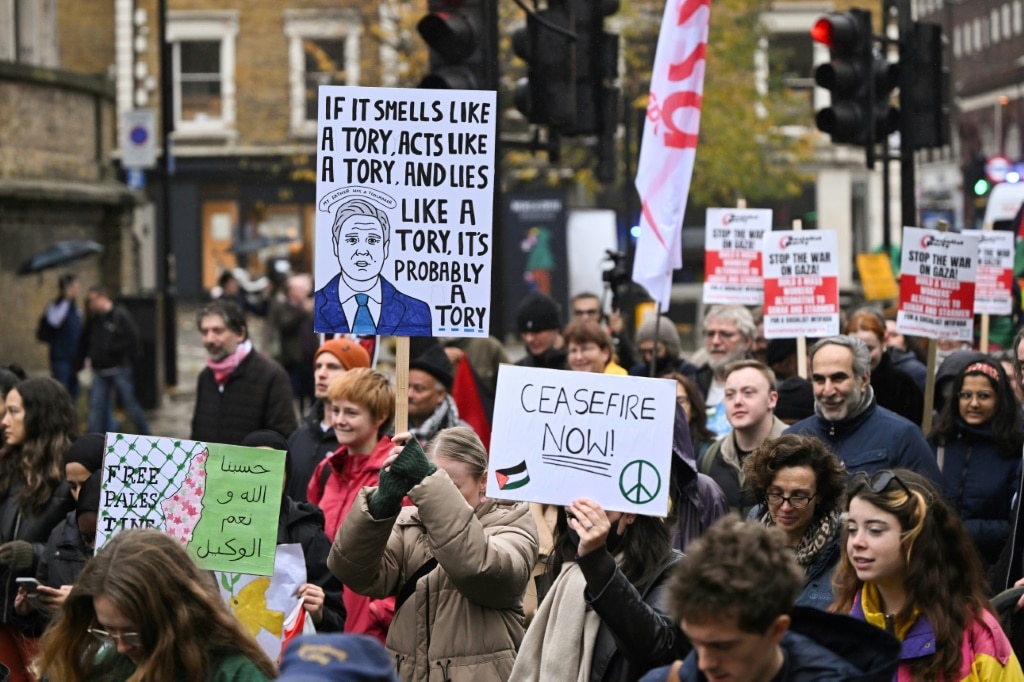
[743,434,846,610]
[833,469,1021,680]
[928,359,1023,570]
[32,529,277,681]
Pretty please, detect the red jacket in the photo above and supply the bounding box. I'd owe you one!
[308,435,395,643]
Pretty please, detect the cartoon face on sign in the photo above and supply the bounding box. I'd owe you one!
[313,197,431,336]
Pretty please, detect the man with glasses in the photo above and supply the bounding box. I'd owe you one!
[689,305,757,436]
[784,336,942,487]
[697,360,787,514]
[570,292,636,369]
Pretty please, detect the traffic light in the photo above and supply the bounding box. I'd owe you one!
[512,5,576,127]
[560,0,619,137]
[908,22,949,149]
[418,0,493,90]
[811,10,874,146]
[966,155,991,199]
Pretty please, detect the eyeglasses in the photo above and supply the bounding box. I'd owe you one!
[573,308,600,317]
[850,469,912,497]
[765,492,816,509]
[88,627,142,648]
[704,330,738,341]
[958,390,995,402]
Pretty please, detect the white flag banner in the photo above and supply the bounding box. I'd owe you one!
[632,0,711,309]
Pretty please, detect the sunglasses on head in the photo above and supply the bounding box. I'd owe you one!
[851,469,912,497]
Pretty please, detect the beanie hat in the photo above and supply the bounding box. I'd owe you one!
[765,338,798,367]
[315,339,371,371]
[65,433,106,474]
[278,633,398,682]
[635,316,681,360]
[76,471,102,515]
[516,293,562,333]
[409,343,454,391]
[775,377,815,422]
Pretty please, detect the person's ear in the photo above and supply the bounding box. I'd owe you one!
[617,513,637,534]
[767,614,790,645]
[478,470,488,495]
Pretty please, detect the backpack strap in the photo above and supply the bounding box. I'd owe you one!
[699,439,722,475]
[395,558,438,613]
[319,462,332,497]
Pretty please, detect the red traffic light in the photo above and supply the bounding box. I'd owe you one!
[811,12,868,55]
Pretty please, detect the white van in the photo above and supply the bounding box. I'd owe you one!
[983,182,1024,231]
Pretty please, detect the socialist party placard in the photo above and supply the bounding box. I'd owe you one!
[897,227,979,341]
[964,229,1013,315]
[702,208,770,305]
[762,231,840,338]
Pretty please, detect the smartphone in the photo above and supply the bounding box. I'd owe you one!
[15,577,39,593]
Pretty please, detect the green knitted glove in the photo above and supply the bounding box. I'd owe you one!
[387,439,437,486]
[0,541,34,572]
[367,466,412,520]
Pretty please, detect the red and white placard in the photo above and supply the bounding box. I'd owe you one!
[762,231,840,338]
[702,208,770,305]
[964,229,1013,315]
[897,227,979,341]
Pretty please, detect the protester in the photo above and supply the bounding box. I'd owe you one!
[640,516,900,682]
[784,336,943,486]
[884,318,927,393]
[744,434,846,609]
[693,305,756,401]
[699,360,787,514]
[629,315,697,379]
[267,273,317,413]
[845,309,924,425]
[565,320,628,374]
[307,367,395,642]
[0,365,27,447]
[32,529,277,681]
[0,377,77,681]
[278,633,397,681]
[78,285,150,434]
[330,427,539,681]
[240,429,345,633]
[928,359,1022,569]
[570,291,636,369]
[664,372,717,464]
[39,273,83,400]
[407,342,469,444]
[833,469,1022,679]
[667,402,728,552]
[515,292,568,370]
[62,432,105,501]
[287,338,371,502]
[508,499,689,681]
[191,299,298,445]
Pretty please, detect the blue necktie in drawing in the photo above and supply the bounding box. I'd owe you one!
[353,293,377,334]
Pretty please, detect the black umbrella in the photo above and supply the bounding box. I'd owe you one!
[228,234,299,255]
[17,240,103,275]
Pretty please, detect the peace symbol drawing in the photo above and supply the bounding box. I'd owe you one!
[619,459,661,505]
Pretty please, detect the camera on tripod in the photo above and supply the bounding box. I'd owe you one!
[602,250,630,311]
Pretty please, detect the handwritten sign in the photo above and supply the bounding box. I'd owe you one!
[486,366,675,515]
[703,208,770,305]
[897,227,979,341]
[313,86,496,337]
[97,434,285,575]
[964,229,1014,315]
[762,231,840,338]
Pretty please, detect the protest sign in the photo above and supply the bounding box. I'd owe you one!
[216,543,306,662]
[313,86,496,338]
[487,366,676,515]
[897,227,979,341]
[762,231,840,337]
[97,434,285,576]
[964,229,1014,315]
[703,208,770,305]
[856,252,899,301]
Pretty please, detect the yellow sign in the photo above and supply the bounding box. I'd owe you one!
[857,253,899,301]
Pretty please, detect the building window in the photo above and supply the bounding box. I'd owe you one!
[992,9,1001,42]
[953,25,961,57]
[168,11,238,139]
[1004,4,1012,37]
[285,9,361,137]
[1014,1,1023,35]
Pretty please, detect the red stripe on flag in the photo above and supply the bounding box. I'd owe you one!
[667,44,707,82]
[677,0,711,26]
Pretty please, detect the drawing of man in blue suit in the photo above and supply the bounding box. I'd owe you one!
[314,197,432,336]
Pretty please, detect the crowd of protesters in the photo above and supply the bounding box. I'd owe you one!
[5,285,1024,680]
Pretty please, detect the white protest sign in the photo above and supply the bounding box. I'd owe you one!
[487,365,675,516]
[313,86,496,338]
[703,208,770,305]
[964,229,1014,315]
[897,227,979,341]
[762,231,840,338]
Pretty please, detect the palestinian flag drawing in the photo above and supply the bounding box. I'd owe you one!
[495,461,530,490]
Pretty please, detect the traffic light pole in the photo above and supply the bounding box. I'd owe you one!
[894,0,917,228]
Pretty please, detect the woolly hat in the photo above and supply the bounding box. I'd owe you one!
[775,377,815,422]
[765,338,797,367]
[409,343,454,391]
[65,433,106,474]
[516,293,562,333]
[635,316,681,360]
[315,338,371,371]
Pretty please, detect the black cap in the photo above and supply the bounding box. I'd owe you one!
[775,377,815,421]
[516,293,562,333]
[65,433,106,474]
[409,343,454,391]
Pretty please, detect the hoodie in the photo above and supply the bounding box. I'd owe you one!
[668,402,728,551]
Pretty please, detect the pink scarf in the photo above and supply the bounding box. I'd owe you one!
[207,340,252,388]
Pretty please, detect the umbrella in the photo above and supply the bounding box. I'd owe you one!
[17,240,103,275]
[228,235,299,255]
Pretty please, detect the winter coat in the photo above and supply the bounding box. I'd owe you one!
[190,349,298,445]
[0,478,73,623]
[308,435,396,642]
[328,471,539,682]
[700,416,789,515]
[888,347,927,394]
[668,401,728,551]
[850,588,1022,681]
[784,392,944,490]
[642,606,901,682]
[871,351,925,426]
[286,403,338,503]
[37,511,90,589]
[930,421,1020,567]
[992,463,1024,592]
[277,497,346,633]
[46,300,82,364]
[516,345,569,371]
[77,304,138,371]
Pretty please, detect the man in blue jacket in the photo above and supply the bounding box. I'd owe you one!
[784,336,942,488]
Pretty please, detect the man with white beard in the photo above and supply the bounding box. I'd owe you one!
[694,305,755,436]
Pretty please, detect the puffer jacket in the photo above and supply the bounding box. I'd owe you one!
[328,470,539,682]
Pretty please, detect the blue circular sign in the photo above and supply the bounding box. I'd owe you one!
[129,125,149,145]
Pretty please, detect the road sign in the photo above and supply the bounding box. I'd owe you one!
[986,155,1012,184]
[122,109,156,169]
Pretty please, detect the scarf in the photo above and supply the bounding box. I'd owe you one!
[410,394,462,442]
[508,563,602,682]
[207,339,252,389]
[860,582,920,641]
[760,506,841,568]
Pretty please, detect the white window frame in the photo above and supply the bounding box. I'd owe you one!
[284,9,361,138]
[167,10,238,140]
